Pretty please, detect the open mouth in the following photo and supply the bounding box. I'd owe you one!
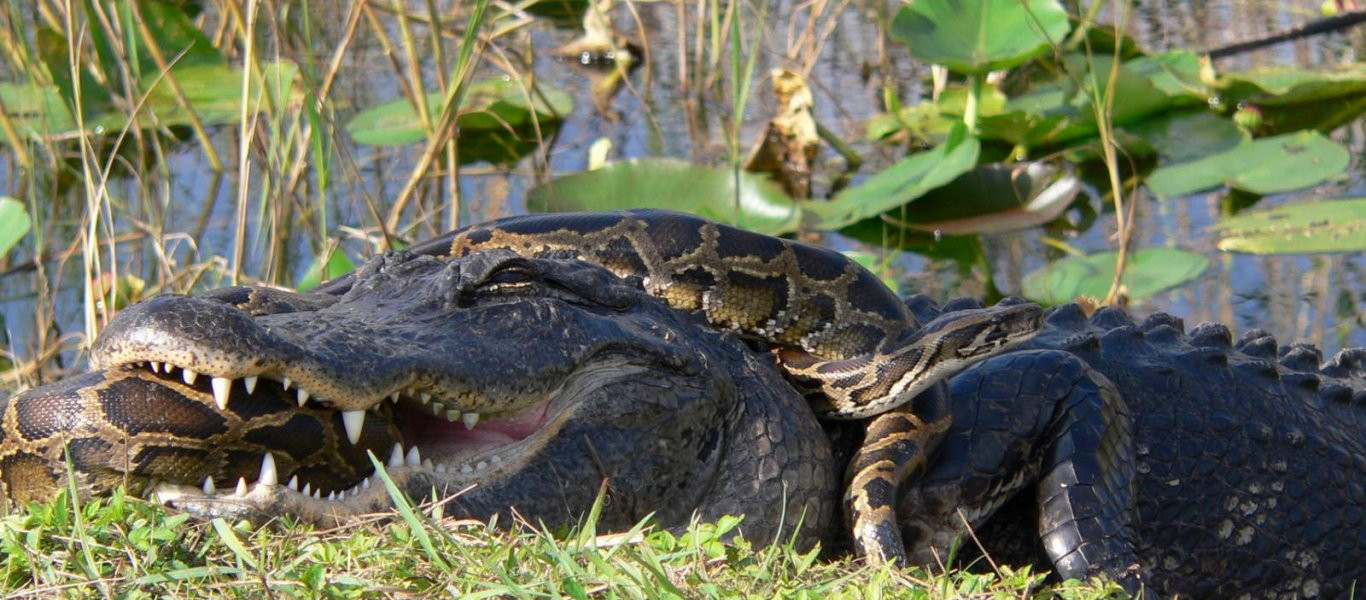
[117,359,557,504]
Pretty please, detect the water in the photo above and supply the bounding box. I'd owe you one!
[0,0,1362,389]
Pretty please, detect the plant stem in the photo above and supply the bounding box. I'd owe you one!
[964,73,983,133]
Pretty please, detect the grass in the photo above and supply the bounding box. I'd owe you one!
[0,487,1126,598]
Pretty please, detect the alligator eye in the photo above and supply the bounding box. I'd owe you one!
[483,265,536,286]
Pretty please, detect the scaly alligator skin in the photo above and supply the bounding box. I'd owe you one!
[888,295,1366,598]
[2,211,1363,597]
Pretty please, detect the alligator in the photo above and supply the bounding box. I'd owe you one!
[1,210,1364,597]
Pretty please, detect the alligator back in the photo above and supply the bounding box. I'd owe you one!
[1023,303,1366,595]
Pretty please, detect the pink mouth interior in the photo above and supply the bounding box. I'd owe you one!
[409,396,554,455]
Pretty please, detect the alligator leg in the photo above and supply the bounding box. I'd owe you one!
[844,381,953,564]
[892,349,1150,594]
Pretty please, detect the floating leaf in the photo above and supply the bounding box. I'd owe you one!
[1023,248,1208,304]
[1220,64,1366,106]
[880,162,1080,235]
[525,158,799,235]
[297,249,356,292]
[346,79,573,146]
[140,61,301,127]
[1213,197,1366,255]
[1003,54,1173,146]
[0,83,76,141]
[806,123,979,229]
[0,196,31,258]
[890,0,1071,74]
[1146,130,1350,198]
[1119,110,1246,164]
[1122,51,1208,103]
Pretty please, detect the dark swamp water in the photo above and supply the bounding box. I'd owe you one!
[0,0,1363,388]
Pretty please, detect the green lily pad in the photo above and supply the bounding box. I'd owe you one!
[1146,130,1350,198]
[346,79,573,146]
[0,196,30,258]
[0,83,76,141]
[890,0,1071,74]
[880,162,1080,235]
[1023,247,1209,304]
[1003,53,1173,146]
[140,61,301,127]
[1213,197,1366,255]
[1220,64,1366,106]
[1119,110,1246,164]
[1123,51,1208,103]
[297,248,356,292]
[525,158,800,235]
[806,123,979,229]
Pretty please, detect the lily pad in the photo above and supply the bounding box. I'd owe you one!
[525,158,800,235]
[1220,65,1366,106]
[1146,130,1350,198]
[880,162,1080,235]
[890,0,1071,74]
[806,123,979,229]
[1002,53,1173,146]
[1213,197,1366,255]
[0,83,76,141]
[1123,51,1208,103]
[0,196,30,258]
[1023,247,1209,304]
[1119,110,1246,164]
[346,79,573,146]
[140,61,301,127]
[298,248,356,292]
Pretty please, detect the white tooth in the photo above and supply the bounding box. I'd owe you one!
[405,447,421,467]
[445,409,461,422]
[460,464,472,474]
[258,453,279,486]
[341,410,365,444]
[387,443,404,468]
[362,477,371,490]
[287,475,299,491]
[327,491,337,501]
[390,392,401,403]
[150,362,161,374]
[431,402,444,416]
[476,460,487,470]
[182,369,199,385]
[434,463,447,473]
[244,376,258,394]
[311,488,321,500]
[235,477,248,496]
[350,486,361,497]
[491,455,502,464]
[297,388,310,407]
[422,459,433,470]
[211,377,233,410]
[463,412,479,429]
[282,377,292,391]
[202,477,215,494]
[302,483,313,497]
[420,392,431,404]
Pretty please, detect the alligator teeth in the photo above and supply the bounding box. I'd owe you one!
[211,377,233,410]
[405,446,421,467]
[476,460,488,471]
[296,387,310,407]
[434,463,447,473]
[462,412,479,429]
[445,409,461,422]
[258,453,279,486]
[150,362,161,374]
[311,487,321,500]
[341,410,365,444]
[202,477,215,494]
[460,464,472,474]
[362,477,371,490]
[302,482,312,497]
[390,392,401,403]
[281,376,292,391]
[387,443,404,469]
[235,477,248,497]
[430,402,444,416]
[182,369,199,386]
[327,491,337,501]
[422,458,433,470]
[420,392,431,404]
[244,376,258,395]
[287,475,299,491]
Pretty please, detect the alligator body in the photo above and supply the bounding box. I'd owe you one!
[2,210,1364,597]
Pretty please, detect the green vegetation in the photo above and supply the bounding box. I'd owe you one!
[0,0,1362,595]
[0,487,1126,598]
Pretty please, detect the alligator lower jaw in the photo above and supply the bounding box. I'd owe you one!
[111,360,567,514]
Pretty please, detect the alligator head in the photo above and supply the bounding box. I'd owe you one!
[1,249,838,542]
